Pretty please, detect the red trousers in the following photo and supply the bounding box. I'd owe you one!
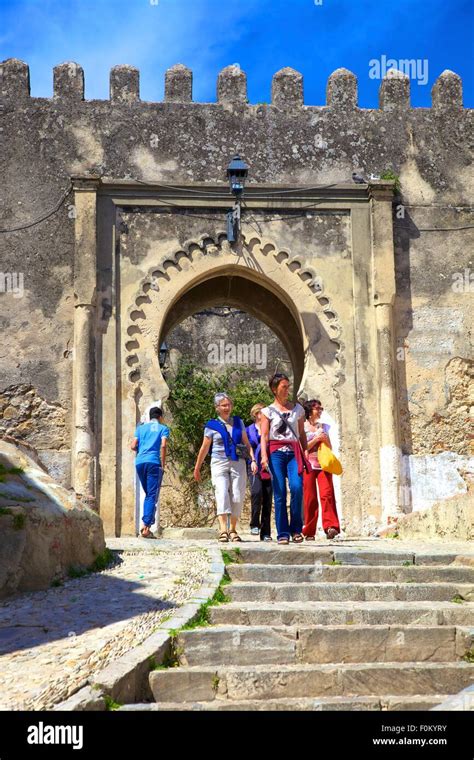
[302,468,340,536]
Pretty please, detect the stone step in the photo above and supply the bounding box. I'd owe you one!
[227,563,474,584]
[176,624,471,666]
[226,582,474,603]
[120,694,447,711]
[209,600,474,627]
[232,547,463,566]
[149,662,474,703]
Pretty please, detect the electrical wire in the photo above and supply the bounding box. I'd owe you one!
[0,176,352,233]
[133,177,346,196]
[414,225,474,232]
[0,183,73,233]
[1,175,474,233]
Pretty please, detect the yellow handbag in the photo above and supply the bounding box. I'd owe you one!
[318,442,343,475]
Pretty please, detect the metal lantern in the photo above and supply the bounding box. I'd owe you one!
[159,341,169,369]
[226,154,249,196]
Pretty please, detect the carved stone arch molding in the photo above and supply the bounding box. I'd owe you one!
[123,231,344,416]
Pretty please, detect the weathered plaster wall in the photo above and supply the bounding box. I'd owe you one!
[165,307,293,380]
[1,59,472,531]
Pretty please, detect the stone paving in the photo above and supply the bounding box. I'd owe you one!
[144,534,474,711]
[0,539,210,710]
[1,532,473,712]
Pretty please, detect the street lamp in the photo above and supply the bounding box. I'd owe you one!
[227,154,249,196]
[226,154,249,242]
[159,341,169,369]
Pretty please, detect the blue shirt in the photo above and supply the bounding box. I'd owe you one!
[134,421,170,465]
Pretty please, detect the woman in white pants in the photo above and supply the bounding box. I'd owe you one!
[194,393,257,542]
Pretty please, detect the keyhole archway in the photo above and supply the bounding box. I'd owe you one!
[79,183,402,538]
[159,274,304,392]
[113,231,350,536]
[123,232,343,410]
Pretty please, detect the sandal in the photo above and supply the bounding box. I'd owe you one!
[326,528,338,540]
[228,531,242,542]
[218,532,229,543]
[140,527,156,539]
[292,533,304,543]
[277,537,289,545]
[305,535,315,541]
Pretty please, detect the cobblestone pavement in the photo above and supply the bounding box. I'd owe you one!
[1,533,472,712]
[0,540,210,710]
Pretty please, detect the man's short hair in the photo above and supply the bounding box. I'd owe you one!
[149,407,163,420]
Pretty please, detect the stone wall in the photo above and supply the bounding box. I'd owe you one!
[1,58,472,532]
[165,307,293,382]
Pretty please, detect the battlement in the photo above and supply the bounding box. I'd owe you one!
[0,59,467,111]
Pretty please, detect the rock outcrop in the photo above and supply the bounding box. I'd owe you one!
[0,439,105,597]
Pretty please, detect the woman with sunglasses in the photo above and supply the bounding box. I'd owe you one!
[302,399,340,540]
[194,392,257,543]
[260,373,307,545]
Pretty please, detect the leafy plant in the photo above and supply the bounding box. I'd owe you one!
[13,513,26,530]
[222,548,243,565]
[0,464,24,483]
[180,579,231,630]
[1,494,35,504]
[150,645,179,670]
[380,168,401,195]
[103,695,122,711]
[68,565,88,579]
[163,359,272,524]
[65,549,115,581]
[90,548,115,572]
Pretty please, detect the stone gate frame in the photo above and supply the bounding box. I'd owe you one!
[72,178,400,536]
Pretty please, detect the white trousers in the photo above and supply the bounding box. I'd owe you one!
[211,457,247,517]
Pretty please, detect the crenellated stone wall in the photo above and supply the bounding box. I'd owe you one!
[1,58,472,535]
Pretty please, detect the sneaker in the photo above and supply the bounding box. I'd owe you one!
[250,527,259,535]
[262,535,273,542]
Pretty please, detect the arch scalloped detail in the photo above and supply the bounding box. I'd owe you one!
[124,232,343,387]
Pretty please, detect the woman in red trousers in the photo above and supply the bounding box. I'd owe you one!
[302,399,340,540]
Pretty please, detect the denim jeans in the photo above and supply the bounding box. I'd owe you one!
[269,449,303,540]
[136,461,163,527]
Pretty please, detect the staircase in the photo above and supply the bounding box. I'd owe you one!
[146,544,474,710]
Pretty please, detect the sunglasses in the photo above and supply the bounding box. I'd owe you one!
[276,412,290,435]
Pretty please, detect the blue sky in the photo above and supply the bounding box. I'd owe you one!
[1,0,473,106]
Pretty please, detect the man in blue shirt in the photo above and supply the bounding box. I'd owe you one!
[131,407,170,538]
